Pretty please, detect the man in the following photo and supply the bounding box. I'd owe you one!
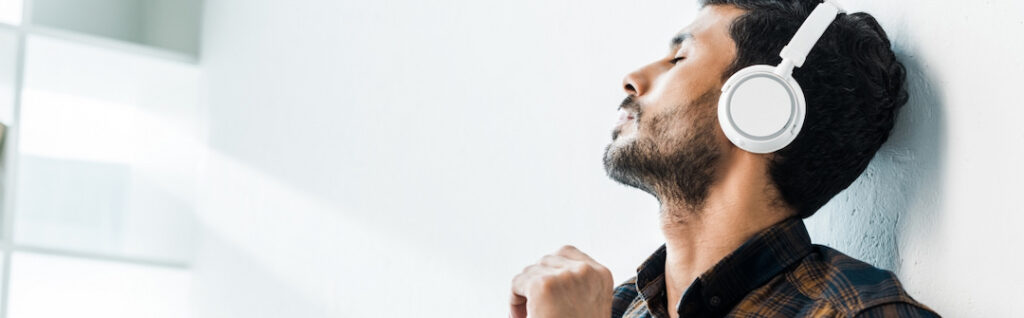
[509,0,939,317]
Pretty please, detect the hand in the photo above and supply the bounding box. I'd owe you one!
[509,245,614,318]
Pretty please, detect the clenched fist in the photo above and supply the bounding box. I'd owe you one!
[509,245,614,318]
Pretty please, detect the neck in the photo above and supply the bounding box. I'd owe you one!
[657,151,794,317]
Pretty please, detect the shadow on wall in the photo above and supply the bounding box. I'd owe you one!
[806,39,946,273]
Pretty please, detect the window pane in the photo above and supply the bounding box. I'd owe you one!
[30,0,200,54]
[0,0,21,25]
[8,251,190,318]
[14,34,201,264]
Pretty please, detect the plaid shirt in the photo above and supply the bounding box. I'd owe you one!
[611,218,939,318]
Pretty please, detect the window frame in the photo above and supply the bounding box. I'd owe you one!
[0,1,198,316]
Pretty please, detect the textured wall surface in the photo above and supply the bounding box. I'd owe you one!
[194,0,1024,317]
[804,1,1024,317]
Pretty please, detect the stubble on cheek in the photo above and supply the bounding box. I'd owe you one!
[643,102,696,157]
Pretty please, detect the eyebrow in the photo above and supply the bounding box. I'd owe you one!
[670,33,693,49]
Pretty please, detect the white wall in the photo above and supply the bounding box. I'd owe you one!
[194,0,1024,317]
[194,0,683,316]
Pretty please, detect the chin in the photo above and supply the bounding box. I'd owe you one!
[603,132,639,171]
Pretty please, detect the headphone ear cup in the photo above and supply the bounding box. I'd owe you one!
[718,65,806,154]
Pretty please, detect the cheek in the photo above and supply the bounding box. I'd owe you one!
[648,75,694,102]
[646,95,727,147]
[647,74,712,114]
[639,106,687,142]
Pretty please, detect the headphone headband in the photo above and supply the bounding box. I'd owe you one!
[778,0,846,69]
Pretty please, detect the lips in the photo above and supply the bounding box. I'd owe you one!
[612,109,638,140]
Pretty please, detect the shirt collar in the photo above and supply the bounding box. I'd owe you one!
[634,217,813,317]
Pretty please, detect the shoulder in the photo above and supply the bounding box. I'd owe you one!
[613,276,638,298]
[611,276,640,317]
[854,302,941,318]
[787,245,939,317]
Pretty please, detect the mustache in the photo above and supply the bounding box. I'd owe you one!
[619,96,641,113]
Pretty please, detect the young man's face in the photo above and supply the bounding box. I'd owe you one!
[603,5,744,206]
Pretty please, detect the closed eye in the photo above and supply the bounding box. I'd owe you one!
[670,57,686,64]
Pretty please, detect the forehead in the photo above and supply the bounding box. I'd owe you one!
[674,5,745,50]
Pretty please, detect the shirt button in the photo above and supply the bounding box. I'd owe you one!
[709,296,721,307]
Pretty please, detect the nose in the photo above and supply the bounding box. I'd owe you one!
[622,69,649,97]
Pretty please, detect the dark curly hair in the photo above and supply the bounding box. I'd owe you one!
[701,0,909,218]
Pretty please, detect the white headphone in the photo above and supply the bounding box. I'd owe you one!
[718,0,845,154]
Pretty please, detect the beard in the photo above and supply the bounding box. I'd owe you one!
[603,91,721,210]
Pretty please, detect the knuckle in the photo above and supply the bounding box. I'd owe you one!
[533,274,558,293]
[594,265,613,284]
[556,268,576,279]
[558,245,577,253]
[572,263,593,275]
[520,264,538,274]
